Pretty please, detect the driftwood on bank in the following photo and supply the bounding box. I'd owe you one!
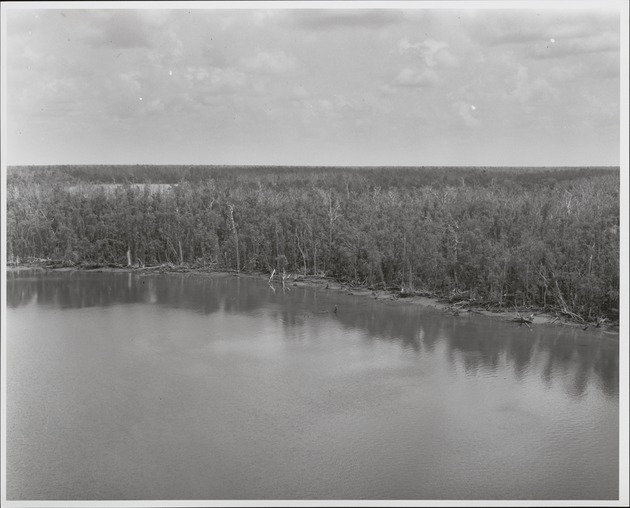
[513,312,535,328]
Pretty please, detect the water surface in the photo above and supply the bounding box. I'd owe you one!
[6,270,619,500]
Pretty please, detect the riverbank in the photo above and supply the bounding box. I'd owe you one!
[6,261,619,337]
[266,272,619,337]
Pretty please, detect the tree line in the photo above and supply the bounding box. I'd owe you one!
[6,165,619,322]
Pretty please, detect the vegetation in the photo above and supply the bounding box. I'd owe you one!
[6,165,619,323]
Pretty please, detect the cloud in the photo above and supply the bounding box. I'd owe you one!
[546,55,619,85]
[397,37,459,67]
[452,101,480,129]
[79,11,153,48]
[139,98,166,116]
[34,77,86,116]
[291,92,387,128]
[398,37,458,68]
[397,37,422,52]
[251,10,278,27]
[421,39,451,67]
[528,32,620,59]
[6,9,40,35]
[290,10,404,30]
[293,86,309,98]
[213,10,282,32]
[467,10,619,47]
[391,68,439,87]
[209,68,246,90]
[202,44,232,69]
[508,64,555,104]
[148,28,184,68]
[118,72,143,93]
[470,19,548,46]
[184,67,209,83]
[184,66,247,93]
[240,51,297,74]
[20,45,57,68]
[5,8,621,167]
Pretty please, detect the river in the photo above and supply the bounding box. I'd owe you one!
[5,270,619,500]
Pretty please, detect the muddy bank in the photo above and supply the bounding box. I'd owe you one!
[6,262,619,337]
[276,275,618,337]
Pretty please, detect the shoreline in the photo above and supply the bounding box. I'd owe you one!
[6,262,619,338]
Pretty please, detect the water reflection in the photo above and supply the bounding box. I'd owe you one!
[6,270,619,400]
[6,270,263,315]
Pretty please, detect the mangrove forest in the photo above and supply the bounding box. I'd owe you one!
[6,165,620,323]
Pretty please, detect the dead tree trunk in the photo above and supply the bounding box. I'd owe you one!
[228,204,240,272]
[296,229,308,274]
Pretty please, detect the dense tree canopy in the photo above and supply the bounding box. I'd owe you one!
[6,165,619,321]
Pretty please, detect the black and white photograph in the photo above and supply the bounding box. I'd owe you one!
[1,1,628,505]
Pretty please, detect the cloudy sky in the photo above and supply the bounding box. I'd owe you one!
[3,2,624,166]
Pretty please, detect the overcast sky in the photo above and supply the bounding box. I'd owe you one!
[3,2,624,166]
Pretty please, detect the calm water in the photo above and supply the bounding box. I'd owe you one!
[6,270,619,500]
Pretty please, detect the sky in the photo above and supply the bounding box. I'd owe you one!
[2,1,625,167]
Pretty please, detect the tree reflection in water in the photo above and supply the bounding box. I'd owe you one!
[7,270,618,400]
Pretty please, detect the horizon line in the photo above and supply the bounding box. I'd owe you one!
[6,163,621,169]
